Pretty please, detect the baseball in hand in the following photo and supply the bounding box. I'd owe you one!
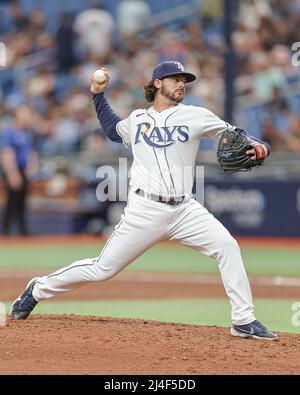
[93,69,106,83]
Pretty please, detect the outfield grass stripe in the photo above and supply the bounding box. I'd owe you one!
[0,244,300,277]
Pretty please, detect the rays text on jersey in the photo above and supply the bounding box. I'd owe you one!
[135,122,189,148]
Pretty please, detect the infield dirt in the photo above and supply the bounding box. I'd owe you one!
[1,315,300,374]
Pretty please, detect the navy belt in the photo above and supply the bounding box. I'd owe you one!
[134,189,185,206]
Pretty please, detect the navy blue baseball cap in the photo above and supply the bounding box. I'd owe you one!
[151,61,196,83]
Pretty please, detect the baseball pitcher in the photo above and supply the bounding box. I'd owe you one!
[11,61,277,340]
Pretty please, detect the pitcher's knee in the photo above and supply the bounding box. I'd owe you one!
[217,235,240,255]
[91,257,120,282]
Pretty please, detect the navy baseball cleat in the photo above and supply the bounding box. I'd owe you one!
[10,278,39,320]
[231,320,278,340]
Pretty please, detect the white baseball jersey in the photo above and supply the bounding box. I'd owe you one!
[116,104,233,197]
[31,102,256,327]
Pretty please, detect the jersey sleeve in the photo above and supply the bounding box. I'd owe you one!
[116,109,141,146]
[200,109,235,140]
[116,118,131,146]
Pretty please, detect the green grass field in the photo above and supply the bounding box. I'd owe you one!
[1,243,300,276]
[2,242,300,333]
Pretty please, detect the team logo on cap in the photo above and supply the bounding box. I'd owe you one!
[173,62,185,71]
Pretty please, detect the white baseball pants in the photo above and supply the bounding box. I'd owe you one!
[33,190,255,325]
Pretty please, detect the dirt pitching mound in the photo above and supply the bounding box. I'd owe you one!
[1,315,300,375]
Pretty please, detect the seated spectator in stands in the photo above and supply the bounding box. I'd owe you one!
[81,127,112,155]
[191,57,224,114]
[6,0,29,34]
[50,91,91,153]
[116,0,151,39]
[156,32,187,65]
[24,69,55,100]
[27,8,46,37]
[55,12,77,73]
[0,105,38,236]
[249,51,286,101]
[262,88,300,151]
[73,3,115,63]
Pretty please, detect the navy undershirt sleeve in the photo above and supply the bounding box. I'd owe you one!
[92,93,123,143]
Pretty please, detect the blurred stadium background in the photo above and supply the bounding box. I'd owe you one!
[0,0,299,237]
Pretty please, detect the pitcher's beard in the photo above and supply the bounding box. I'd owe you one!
[160,85,184,103]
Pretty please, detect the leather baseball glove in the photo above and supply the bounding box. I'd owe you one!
[217,129,269,172]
